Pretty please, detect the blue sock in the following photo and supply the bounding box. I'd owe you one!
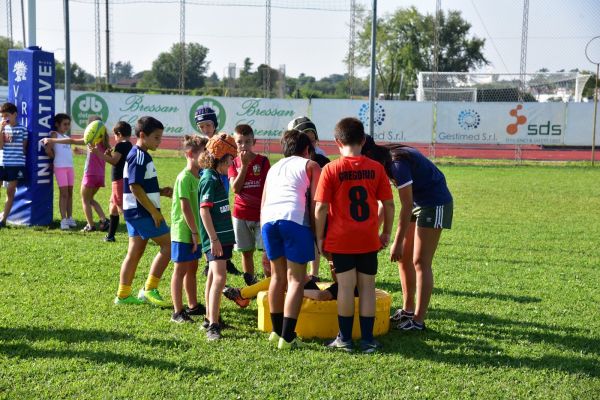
[359,316,375,342]
[338,315,354,342]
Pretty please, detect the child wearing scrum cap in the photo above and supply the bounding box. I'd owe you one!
[198,133,238,340]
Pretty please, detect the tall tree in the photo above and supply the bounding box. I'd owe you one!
[354,7,488,99]
[55,61,95,85]
[109,61,134,83]
[0,36,23,83]
[148,42,209,89]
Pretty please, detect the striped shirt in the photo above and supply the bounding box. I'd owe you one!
[123,145,161,220]
[1,125,27,166]
[199,168,235,253]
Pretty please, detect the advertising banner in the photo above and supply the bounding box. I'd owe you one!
[564,103,600,146]
[311,99,434,143]
[436,102,566,145]
[7,47,55,226]
[58,90,309,139]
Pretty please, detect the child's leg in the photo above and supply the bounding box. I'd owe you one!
[208,260,227,325]
[1,181,18,222]
[205,268,213,321]
[183,260,199,309]
[357,272,376,342]
[80,185,96,226]
[58,186,69,220]
[398,222,417,312]
[280,260,307,342]
[117,236,148,298]
[335,268,358,341]
[309,244,319,277]
[106,201,120,239]
[268,256,286,336]
[412,226,442,323]
[261,252,271,277]
[241,250,255,275]
[171,261,191,313]
[146,232,171,289]
[90,191,106,222]
[66,186,74,219]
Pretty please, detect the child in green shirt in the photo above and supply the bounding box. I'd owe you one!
[170,135,208,323]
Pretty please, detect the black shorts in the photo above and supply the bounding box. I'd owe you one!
[0,165,26,182]
[205,244,234,262]
[324,282,359,300]
[331,251,378,276]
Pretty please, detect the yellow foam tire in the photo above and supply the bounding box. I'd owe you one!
[257,284,392,339]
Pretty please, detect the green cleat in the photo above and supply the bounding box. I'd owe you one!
[277,336,305,350]
[113,295,144,305]
[138,288,172,308]
[268,332,281,345]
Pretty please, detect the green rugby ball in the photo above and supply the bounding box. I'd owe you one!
[83,120,106,145]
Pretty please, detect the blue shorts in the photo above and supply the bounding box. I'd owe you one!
[125,217,169,240]
[261,220,315,265]
[171,241,202,263]
[0,165,26,182]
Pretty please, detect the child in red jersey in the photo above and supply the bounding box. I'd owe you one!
[315,117,394,353]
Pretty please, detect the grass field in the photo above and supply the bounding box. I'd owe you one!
[1,151,599,399]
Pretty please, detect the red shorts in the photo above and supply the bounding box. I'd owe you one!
[82,174,105,188]
[111,179,124,207]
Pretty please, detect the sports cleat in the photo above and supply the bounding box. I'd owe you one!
[185,304,206,316]
[201,316,228,330]
[222,286,250,308]
[268,332,281,344]
[359,339,382,354]
[138,288,172,308]
[206,323,222,340]
[60,219,71,230]
[326,335,354,352]
[171,310,195,324]
[396,319,426,331]
[243,272,258,286]
[113,295,144,305]
[67,217,77,227]
[81,224,96,233]
[390,308,414,323]
[103,235,116,242]
[98,219,110,232]
[226,260,242,275]
[277,336,305,350]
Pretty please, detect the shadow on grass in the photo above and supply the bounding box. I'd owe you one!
[382,308,599,377]
[375,282,542,304]
[0,326,182,348]
[0,326,213,375]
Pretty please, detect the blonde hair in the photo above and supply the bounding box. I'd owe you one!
[183,134,208,153]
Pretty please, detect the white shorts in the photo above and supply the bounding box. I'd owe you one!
[233,217,263,252]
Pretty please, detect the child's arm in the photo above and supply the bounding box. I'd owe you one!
[200,207,223,257]
[315,201,329,257]
[91,146,122,166]
[129,183,164,228]
[379,198,395,248]
[180,197,200,253]
[41,137,85,146]
[306,160,321,233]
[22,136,28,155]
[0,120,5,149]
[390,187,412,261]
[43,131,57,158]
[230,152,253,194]
[304,289,333,301]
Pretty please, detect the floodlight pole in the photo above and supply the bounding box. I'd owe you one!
[64,0,71,114]
[368,0,377,136]
[27,0,35,46]
[592,63,598,166]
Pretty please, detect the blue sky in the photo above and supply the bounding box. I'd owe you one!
[2,0,599,79]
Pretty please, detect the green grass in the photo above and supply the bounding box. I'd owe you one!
[1,154,599,399]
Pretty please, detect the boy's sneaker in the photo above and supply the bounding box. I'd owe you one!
[81,224,96,232]
[103,235,116,242]
[113,295,144,305]
[226,260,242,275]
[277,336,305,350]
[67,217,77,227]
[396,319,426,331]
[243,272,258,286]
[206,323,222,341]
[268,332,281,345]
[390,308,414,323]
[185,304,206,316]
[308,275,320,283]
[0,220,5,228]
[222,286,250,308]
[326,335,354,353]
[60,219,71,230]
[98,219,110,232]
[201,316,228,330]
[359,339,382,354]
[138,288,172,308]
[171,310,195,324]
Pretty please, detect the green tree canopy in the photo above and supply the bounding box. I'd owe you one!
[144,42,209,90]
[354,7,488,99]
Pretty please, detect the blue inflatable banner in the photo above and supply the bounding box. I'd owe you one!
[7,47,55,226]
